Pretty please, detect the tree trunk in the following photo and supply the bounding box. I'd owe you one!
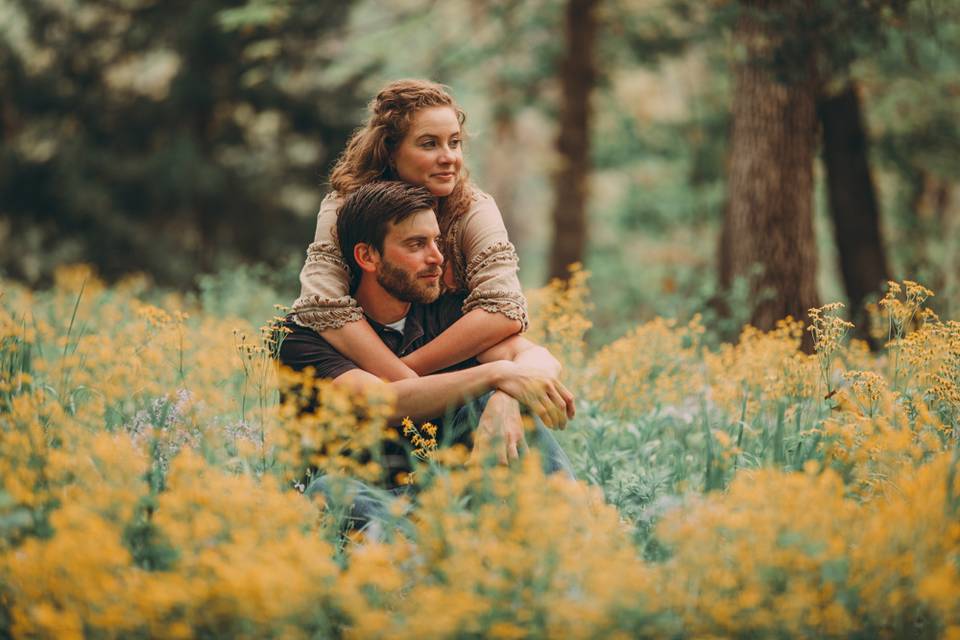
[819,82,891,343]
[547,0,596,281]
[719,2,821,346]
[484,96,528,259]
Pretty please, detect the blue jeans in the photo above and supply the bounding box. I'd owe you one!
[306,392,575,536]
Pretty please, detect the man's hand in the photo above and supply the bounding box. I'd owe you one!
[470,391,526,466]
[493,361,575,430]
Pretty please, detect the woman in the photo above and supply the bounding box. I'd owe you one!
[289,79,527,380]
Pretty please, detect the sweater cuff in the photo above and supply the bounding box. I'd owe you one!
[288,295,364,332]
[461,289,529,333]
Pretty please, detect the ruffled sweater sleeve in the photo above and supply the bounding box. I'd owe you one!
[289,192,364,331]
[451,192,529,331]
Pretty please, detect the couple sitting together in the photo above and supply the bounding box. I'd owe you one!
[278,79,576,523]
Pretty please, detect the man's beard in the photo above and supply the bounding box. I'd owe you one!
[376,259,441,304]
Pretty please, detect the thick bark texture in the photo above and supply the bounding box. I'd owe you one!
[819,82,891,342]
[547,0,596,281]
[719,3,821,342]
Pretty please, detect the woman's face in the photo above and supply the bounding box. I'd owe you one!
[392,106,463,197]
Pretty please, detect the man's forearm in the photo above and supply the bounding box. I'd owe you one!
[385,361,505,422]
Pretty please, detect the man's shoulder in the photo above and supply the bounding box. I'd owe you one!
[278,319,358,380]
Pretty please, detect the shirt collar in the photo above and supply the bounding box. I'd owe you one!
[365,304,425,354]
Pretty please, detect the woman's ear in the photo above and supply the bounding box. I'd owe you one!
[353,242,379,273]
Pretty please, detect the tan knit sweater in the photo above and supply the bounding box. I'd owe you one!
[289,189,528,333]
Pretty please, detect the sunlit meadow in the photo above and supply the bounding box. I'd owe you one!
[1,265,958,639]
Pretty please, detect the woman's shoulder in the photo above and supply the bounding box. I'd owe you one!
[321,190,343,207]
[462,187,502,219]
[466,186,493,205]
[453,186,512,248]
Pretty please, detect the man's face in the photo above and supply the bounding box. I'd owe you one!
[375,209,443,304]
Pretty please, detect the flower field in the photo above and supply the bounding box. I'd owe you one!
[1,265,959,639]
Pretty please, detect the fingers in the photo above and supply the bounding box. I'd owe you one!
[528,381,567,429]
[468,438,482,466]
[530,396,558,429]
[558,381,576,419]
[544,385,569,430]
[471,427,511,467]
[473,417,526,468]
[493,426,509,465]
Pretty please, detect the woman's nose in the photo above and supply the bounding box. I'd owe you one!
[438,145,456,164]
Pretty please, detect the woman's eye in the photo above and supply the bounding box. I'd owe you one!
[450,139,461,148]
[420,140,436,149]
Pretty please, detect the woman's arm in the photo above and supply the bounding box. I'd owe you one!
[401,308,521,375]
[321,320,418,381]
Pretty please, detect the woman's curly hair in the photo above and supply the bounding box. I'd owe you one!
[328,79,473,232]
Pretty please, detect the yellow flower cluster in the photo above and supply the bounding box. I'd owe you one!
[341,457,659,639]
[652,455,960,637]
[808,303,856,395]
[587,315,705,416]
[702,318,820,427]
[3,437,345,638]
[275,368,394,485]
[876,279,936,340]
[401,417,438,461]
[526,263,593,380]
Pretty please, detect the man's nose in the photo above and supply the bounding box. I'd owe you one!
[427,242,443,264]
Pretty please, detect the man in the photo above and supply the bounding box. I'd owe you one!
[279,182,574,522]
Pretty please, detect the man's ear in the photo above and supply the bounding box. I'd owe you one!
[353,242,379,274]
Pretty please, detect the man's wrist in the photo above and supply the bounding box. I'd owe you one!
[488,389,519,406]
[488,360,515,388]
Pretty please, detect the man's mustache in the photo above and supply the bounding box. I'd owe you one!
[417,268,442,278]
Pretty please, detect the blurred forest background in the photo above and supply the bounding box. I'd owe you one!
[2,0,959,345]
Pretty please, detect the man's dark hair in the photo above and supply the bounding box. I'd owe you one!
[337,181,437,292]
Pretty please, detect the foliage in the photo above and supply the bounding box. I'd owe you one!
[0,0,367,287]
[2,267,959,637]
